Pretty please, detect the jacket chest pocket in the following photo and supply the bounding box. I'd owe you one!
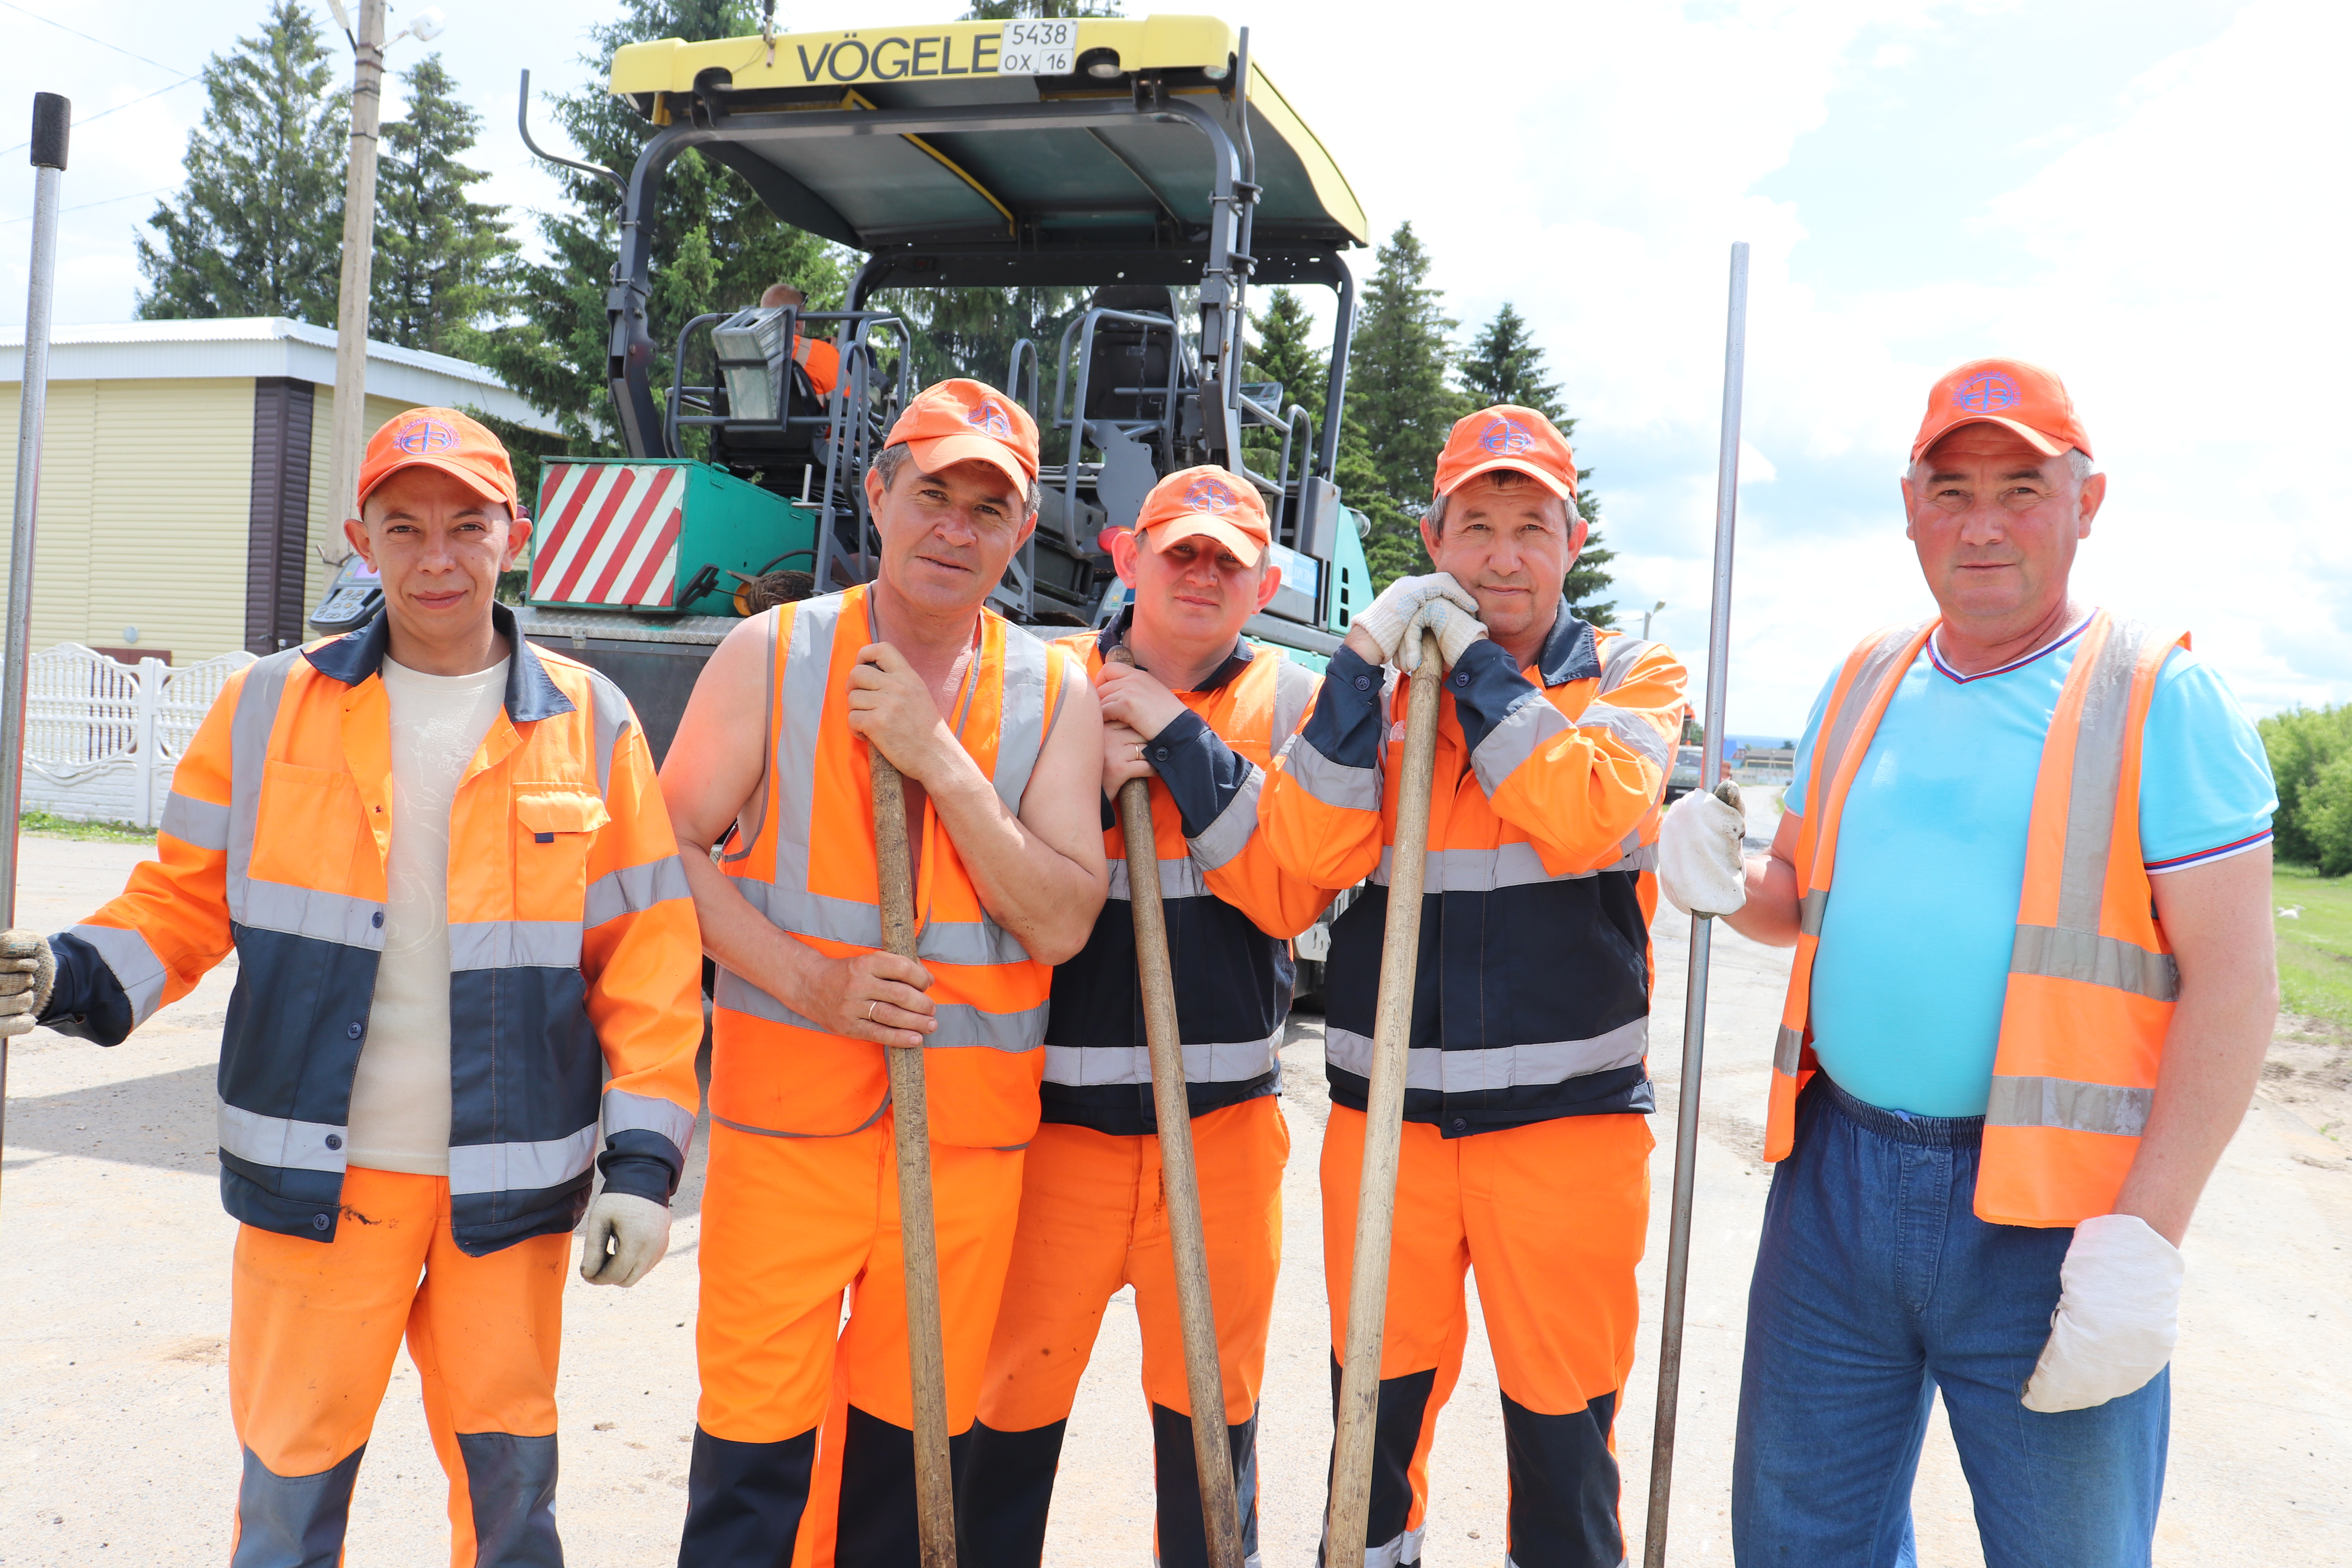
[513,788,610,920]
[249,761,372,897]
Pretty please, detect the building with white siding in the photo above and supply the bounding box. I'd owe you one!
[0,319,559,663]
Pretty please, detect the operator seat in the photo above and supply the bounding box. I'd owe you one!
[1080,284,1187,430]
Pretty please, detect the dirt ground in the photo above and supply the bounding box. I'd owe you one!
[2,833,2347,1565]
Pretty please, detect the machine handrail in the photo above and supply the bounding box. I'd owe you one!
[1054,305,1185,553]
[1006,338,1042,417]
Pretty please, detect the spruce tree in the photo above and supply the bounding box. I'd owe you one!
[135,0,347,326]
[484,0,848,448]
[1347,223,1462,586]
[372,56,518,359]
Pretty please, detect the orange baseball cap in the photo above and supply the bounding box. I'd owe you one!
[356,407,519,512]
[1433,404,1577,501]
[1125,466,1271,566]
[1911,357,2093,463]
[883,377,1039,499]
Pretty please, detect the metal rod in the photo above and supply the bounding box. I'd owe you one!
[1,92,70,1218]
[1325,630,1444,1565]
[1106,647,1245,1567]
[870,751,958,1568]
[324,0,387,536]
[1643,239,1749,1568]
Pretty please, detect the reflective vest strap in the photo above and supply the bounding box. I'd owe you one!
[988,619,1056,818]
[1597,633,1651,692]
[224,649,305,924]
[1985,1073,2153,1138]
[2009,922,2177,1002]
[791,335,814,368]
[1271,653,1316,750]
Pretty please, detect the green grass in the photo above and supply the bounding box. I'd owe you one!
[2272,863,2352,1029]
[17,810,154,845]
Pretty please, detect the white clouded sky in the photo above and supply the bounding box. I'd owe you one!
[2,0,2345,731]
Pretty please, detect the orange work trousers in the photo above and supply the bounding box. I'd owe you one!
[227,1166,568,1568]
[962,1097,1290,1568]
[1321,1105,1653,1568]
[679,1115,1024,1568]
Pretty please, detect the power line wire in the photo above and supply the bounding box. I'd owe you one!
[0,73,200,157]
[0,0,189,75]
[1,185,171,225]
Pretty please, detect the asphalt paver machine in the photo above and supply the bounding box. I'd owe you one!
[511,13,1375,764]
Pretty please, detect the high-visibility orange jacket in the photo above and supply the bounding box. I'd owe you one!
[795,334,839,399]
[1768,611,2187,1226]
[39,606,704,1254]
[1261,606,1686,1135]
[1042,613,1332,1135]
[710,585,1081,1151]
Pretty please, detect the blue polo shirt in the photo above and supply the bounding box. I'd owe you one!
[1788,614,2276,1117]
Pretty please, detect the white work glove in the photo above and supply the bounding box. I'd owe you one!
[0,929,57,1036]
[579,1190,671,1288]
[1353,572,1477,668]
[1657,780,1748,917]
[2021,1213,2184,1412]
[1398,598,1487,673]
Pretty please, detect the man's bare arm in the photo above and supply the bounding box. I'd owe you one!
[2115,847,2279,1245]
[661,617,936,1049]
[848,644,1109,966]
[1722,808,1805,948]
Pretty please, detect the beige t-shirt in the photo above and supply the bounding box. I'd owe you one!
[344,655,510,1176]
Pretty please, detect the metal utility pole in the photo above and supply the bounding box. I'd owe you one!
[325,0,388,534]
[1642,239,1749,1568]
[1640,600,1666,639]
[3,91,71,1207]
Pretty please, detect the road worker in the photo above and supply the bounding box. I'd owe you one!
[1260,405,1688,1567]
[761,281,840,399]
[0,408,704,1566]
[660,378,1108,1566]
[960,467,1332,1568]
[1659,358,2278,1566]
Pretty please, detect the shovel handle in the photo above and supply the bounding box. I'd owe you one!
[1325,630,1444,1562]
[871,750,958,1568]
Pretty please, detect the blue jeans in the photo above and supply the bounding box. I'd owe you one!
[1731,1077,2167,1568]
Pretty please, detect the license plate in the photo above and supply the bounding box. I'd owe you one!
[998,18,1076,76]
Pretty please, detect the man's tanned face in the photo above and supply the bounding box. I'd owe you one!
[345,467,525,645]
[1902,424,2105,628]
[1420,472,1585,650]
[865,457,1035,617]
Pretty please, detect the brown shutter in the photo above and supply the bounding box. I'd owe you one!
[245,376,316,656]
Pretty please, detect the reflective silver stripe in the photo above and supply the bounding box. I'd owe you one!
[1186,764,1262,873]
[1597,633,1652,693]
[1109,854,1210,903]
[768,593,837,891]
[2054,617,2154,933]
[714,968,1047,1052]
[1281,734,1381,811]
[68,922,169,1026]
[1338,1523,1424,1568]
[603,1087,698,1156]
[1984,1074,2152,1138]
[1044,1025,1283,1087]
[1808,622,1931,822]
[160,790,230,851]
[218,1100,347,1173]
[584,855,692,929]
[1775,1024,1804,1077]
[990,625,1053,817]
[2010,924,2178,1003]
[1326,1016,1648,1091]
[449,920,584,971]
[1576,701,1672,769]
[1270,655,1316,748]
[584,666,637,798]
[238,880,386,951]
[1469,695,1569,796]
[447,1122,599,1195]
[1370,841,1643,889]
[224,649,303,926]
[1798,889,1828,937]
[731,877,1030,967]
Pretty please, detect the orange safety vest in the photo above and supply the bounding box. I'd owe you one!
[1767,609,2188,1226]
[710,584,1076,1149]
[793,333,840,399]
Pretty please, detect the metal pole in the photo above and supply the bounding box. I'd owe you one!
[1642,240,1748,1568]
[324,0,387,535]
[2,92,69,1211]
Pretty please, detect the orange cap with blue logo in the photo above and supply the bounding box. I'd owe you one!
[356,407,519,512]
[1127,465,1271,566]
[883,378,1040,500]
[1911,358,2093,463]
[1434,404,1578,501]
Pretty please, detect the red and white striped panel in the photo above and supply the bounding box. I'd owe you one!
[530,463,686,608]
